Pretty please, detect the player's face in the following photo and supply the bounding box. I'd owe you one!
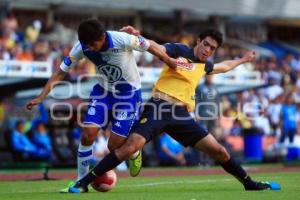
[88,33,106,51]
[195,36,218,62]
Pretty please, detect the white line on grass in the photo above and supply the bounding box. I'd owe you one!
[118,175,279,188]
[118,178,234,188]
[0,176,279,194]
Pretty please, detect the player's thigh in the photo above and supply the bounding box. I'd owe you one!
[84,84,111,128]
[165,117,209,147]
[131,100,168,143]
[111,89,142,138]
[107,131,127,151]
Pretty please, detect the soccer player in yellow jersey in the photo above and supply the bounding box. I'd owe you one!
[67,28,280,193]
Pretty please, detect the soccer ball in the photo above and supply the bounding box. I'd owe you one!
[91,170,117,192]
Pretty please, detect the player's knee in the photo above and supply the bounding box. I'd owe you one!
[116,134,145,160]
[81,128,97,145]
[215,146,230,162]
[107,142,122,152]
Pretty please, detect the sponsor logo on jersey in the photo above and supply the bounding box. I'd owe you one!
[98,64,122,83]
[176,58,195,71]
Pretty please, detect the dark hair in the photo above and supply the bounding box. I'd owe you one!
[78,19,105,45]
[198,29,223,47]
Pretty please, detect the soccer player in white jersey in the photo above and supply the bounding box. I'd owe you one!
[26,19,176,193]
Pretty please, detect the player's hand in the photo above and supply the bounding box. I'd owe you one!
[243,50,256,62]
[165,57,178,70]
[26,96,43,110]
[120,26,140,36]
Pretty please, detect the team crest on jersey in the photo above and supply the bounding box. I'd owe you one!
[98,64,122,83]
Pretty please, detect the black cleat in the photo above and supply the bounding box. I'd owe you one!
[245,181,281,191]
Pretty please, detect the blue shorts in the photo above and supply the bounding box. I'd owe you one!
[84,84,142,138]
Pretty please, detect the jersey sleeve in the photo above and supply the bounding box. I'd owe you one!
[59,41,84,72]
[164,43,193,59]
[121,32,150,52]
[204,61,214,74]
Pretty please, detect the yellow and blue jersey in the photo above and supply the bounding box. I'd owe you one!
[154,43,214,111]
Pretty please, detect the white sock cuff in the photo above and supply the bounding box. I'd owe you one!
[130,150,140,159]
[78,143,93,151]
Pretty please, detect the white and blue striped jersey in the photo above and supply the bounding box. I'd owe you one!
[60,31,150,92]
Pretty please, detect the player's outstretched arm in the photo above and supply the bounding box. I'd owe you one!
[120,25,140,36]
[121,26,177,69]
[147,40,177,69]
[209,50,256,75]
[26,69,67,110]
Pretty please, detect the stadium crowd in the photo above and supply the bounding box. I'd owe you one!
[0,12,300,166]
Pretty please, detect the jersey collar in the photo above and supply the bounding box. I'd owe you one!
[99,32,113,51]
[80,32,114,52]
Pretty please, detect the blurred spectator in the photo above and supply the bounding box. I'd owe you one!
[219,108,235,136]
[25,20,42,43]
[11,120,51,160]
[158,133,186,166]
[279,92,299,144]
[195,75,220,134]
[1,11,18,38]
[0,100,4,127]
[266,95,282,137]
[31,120,52,154]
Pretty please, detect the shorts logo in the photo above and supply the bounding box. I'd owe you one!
[116,111,128,120]
[140,118,147,124]
[88,107,96,115]
[98,64,122,83]
[114,121,121,128]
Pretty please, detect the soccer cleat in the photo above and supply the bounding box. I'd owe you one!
[68,185,89,194]
[129,151,142,177]
[59,181,75,193]
[245,181,281,191]
[268,181,281,190]
[59,181,88,193]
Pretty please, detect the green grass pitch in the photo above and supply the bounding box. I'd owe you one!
[0,172,299,200]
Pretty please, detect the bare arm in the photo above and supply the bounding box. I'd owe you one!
[209,50,256,75]
[26,69,67,110]
[121,26,177,69]
[147,40,177,69]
